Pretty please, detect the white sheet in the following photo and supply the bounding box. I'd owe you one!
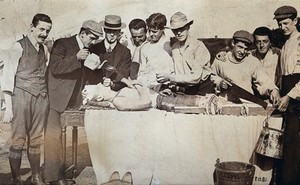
[85,109,282,185]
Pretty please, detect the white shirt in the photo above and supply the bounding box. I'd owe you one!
[104,39,117,52]
[76,34,84,49]
[280,31,300,99]
[138,35,173,87]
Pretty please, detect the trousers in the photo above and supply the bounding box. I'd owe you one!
[10,87,48,159]
[281,109,300,185]
[44,108,65,182]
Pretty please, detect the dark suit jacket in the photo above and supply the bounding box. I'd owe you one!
[87,40,131,87]
[48,35,83,113]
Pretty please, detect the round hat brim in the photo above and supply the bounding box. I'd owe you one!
[166,20,194,30]
[100,21,126,30]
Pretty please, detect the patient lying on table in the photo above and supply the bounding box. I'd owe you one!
[82,80,155,111]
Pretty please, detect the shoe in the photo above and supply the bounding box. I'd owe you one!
[49,179,68,185]
[122,172,133,184]
[109,171,120,181]
[12,176,24,185]
[30,174,45,185]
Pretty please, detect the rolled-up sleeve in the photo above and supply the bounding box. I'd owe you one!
[1,42,22,94]
[253,62,278,95]
[287,82,300,100]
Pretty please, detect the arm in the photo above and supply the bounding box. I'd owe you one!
[49,39,82,75]
[253,62,279,95]
[287,82,300,100]
[2,92,13,123]
[210,59,224,89]
[194,41,211,68]
[112,84,152,111]
[253,61,280,103]
[157,68,211,84]
[115,48,132,82]
[157,41,211,84]
[1,42,22,123]
[277,81,300,111]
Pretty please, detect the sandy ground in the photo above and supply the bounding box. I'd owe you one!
[0,123,97,185]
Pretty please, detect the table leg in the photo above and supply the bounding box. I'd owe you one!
[62,126,67,172]
[72,126,78,179]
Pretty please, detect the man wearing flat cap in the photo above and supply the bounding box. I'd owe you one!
[157,12,214,95]
[88,15,133,90]
[211,30,280,102]
[273,5,300,185]
[44,20,102,185]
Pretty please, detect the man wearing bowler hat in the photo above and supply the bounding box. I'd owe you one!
[45,20,102,185]
[88,15,133,90]
[273,5,300,185]
[156,12,214,95]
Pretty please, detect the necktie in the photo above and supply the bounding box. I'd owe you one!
[38,44,44,56]
[107,45,112,53]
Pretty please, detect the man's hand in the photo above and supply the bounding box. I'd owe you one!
[220,79,232,89]
[76,48,89,60]
[276,95,290,112]
[121,78,135,88]
[3,109,13,123]
[159,89,173,96]
[270,89,281,105]
[216,51,227,62]
[130,80,143,87]
[156,73,171,83]
[103,77,113,87]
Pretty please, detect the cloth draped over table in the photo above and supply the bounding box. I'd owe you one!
[85,109,281,185]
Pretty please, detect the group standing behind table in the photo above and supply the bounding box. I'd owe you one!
[1,5,300,185]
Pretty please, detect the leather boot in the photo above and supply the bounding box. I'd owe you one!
[28,153,45,185]
[12,176,24,185]
[9,157,24,185]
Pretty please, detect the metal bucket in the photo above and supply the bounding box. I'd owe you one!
[255,121,283,159]
[215,159,255,185]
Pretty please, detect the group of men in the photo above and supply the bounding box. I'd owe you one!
[1,4,300,185]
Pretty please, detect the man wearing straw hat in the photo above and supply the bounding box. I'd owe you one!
[156,12,214,95]
[87,15,133,90]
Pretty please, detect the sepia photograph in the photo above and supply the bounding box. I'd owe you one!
[0,0,300,184]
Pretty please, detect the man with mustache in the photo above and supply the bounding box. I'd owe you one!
[210,30,280,102]
[1,13,52,185]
